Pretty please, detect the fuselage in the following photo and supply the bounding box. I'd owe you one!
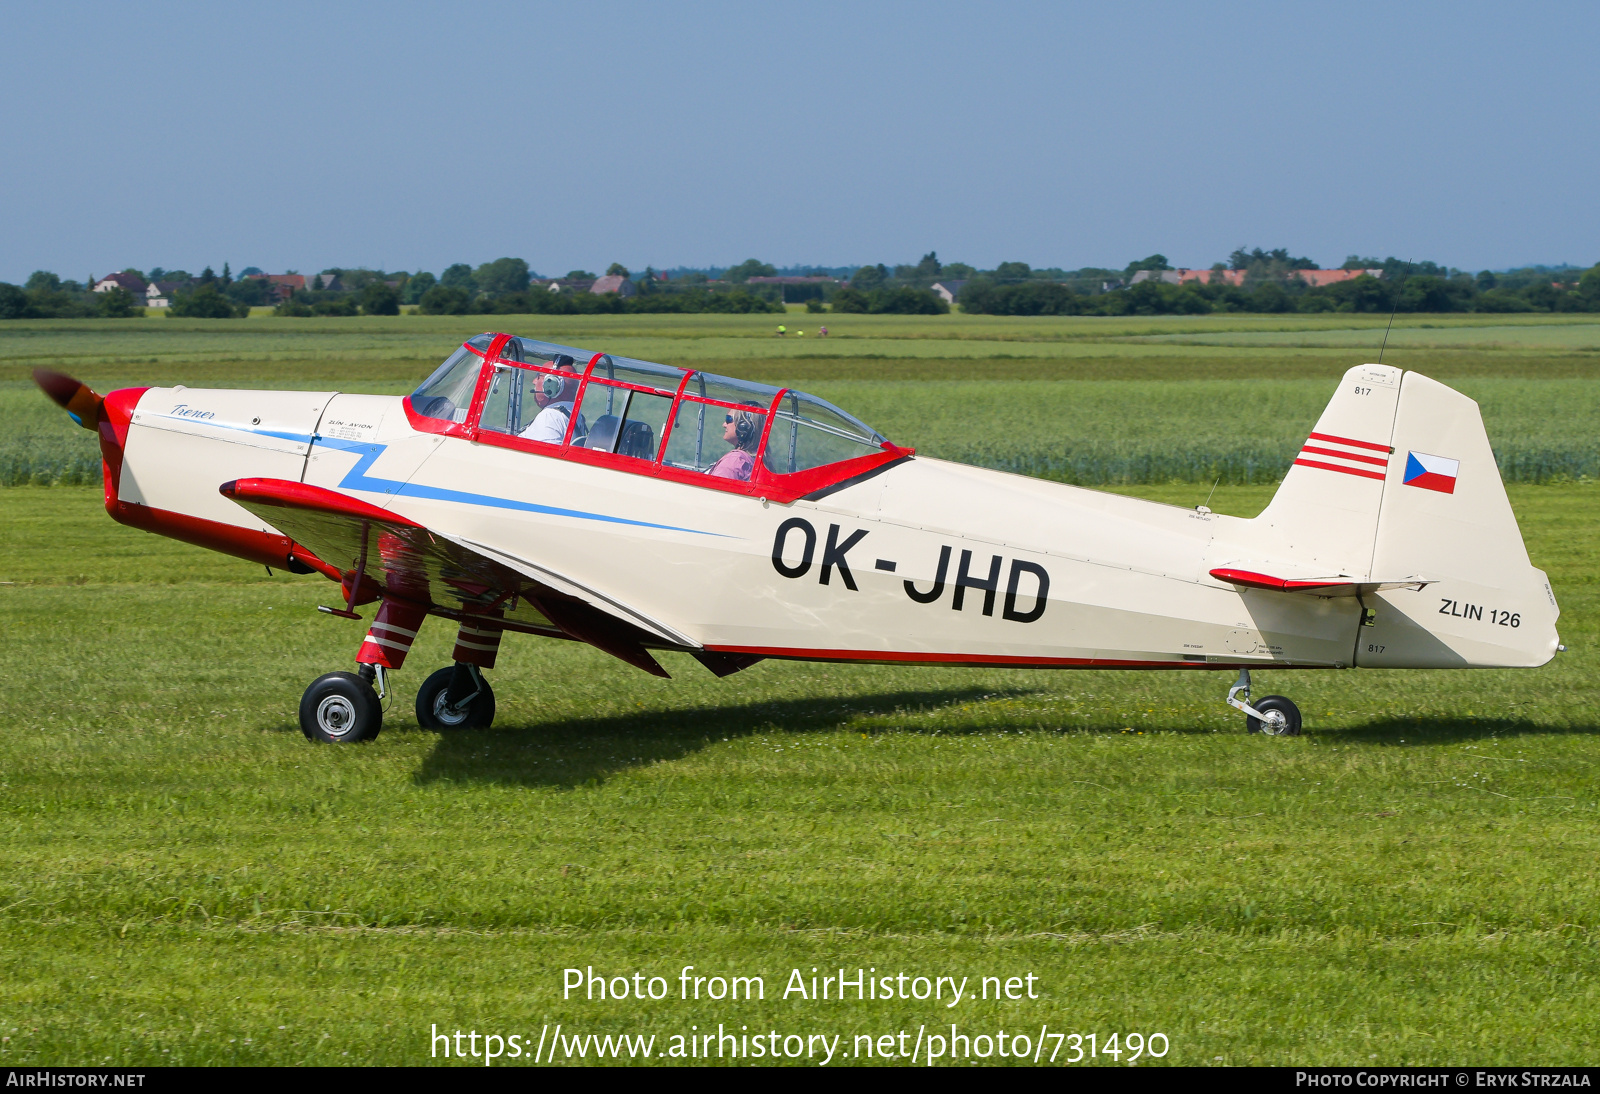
[78,334,1556,678]
[111,385,1362,671]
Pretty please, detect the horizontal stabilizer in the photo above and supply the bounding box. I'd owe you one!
[1209,566,1434,598]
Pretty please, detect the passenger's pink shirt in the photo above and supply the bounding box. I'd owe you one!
[707,448,756,481]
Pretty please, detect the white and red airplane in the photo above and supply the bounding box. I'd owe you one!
[35,334,1560,742]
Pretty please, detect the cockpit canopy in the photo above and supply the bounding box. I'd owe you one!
[407,334,904,501]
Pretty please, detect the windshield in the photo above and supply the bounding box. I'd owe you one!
[410,345,483,422]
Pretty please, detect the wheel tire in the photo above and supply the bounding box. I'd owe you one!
[1246,695,1302,737]
[299,671,382,743]
[415,666,496,730]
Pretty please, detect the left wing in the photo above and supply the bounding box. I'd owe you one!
[220,477,695,677]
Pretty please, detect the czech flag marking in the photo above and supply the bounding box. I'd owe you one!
[1404,451,1459,494]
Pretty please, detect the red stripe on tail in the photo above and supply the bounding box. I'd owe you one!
[1293,457,1387,481]
[1299,444,1389,467]
[1307,431,1390,453]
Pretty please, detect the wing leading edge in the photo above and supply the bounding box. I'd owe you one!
[219,477,711,677]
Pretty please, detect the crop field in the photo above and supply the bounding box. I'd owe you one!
[5,312,1599,487]
[2,314,1598,1066]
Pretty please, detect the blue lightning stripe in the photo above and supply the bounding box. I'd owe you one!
[314,436,722,536]
[151,413,723,537]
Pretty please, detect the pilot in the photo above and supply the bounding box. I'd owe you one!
[707,402,763,481]
[519,357,587,444]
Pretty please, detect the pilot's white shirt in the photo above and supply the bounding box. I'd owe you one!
[520,402,576,443]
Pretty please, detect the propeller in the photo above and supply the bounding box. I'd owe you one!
[32,369,103,430]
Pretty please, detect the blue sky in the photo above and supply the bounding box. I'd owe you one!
[2,1,1595,281]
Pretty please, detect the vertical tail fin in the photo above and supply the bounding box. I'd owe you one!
[1253,363,1402,578]
[1248,364,1559,668]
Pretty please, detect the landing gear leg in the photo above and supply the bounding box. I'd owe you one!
[357,662,388,700]
[1226,668,1302,737]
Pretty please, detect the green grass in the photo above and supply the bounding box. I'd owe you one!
[6,312,1600,369]
[1,481,1598,1066]
[1140,321,1600,350]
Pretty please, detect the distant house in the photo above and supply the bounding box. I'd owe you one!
[247,274,306,303]
[93,272,148,295]
[1130,267,1381,287]
[146,281,183,308]
[931,280,967,305]
[308,272,343,292]
[589,275,637,297]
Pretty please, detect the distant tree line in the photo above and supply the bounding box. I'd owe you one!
[386,258,777,316]
[0,264,262,319]
[954,252,1600,316]
[6,249,1599,320]
[0,270,165,319]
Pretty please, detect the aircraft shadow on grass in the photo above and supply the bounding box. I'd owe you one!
[1320,715,1595,746]
[407,686,1040,789]
[401,702,1599,788]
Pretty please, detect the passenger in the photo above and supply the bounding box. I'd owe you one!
[518,357,587,444]
[707,402,763,481]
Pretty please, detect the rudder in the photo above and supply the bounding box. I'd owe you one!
[1359,372,1559,668]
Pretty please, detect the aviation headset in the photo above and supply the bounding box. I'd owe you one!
[538,356,578,403]
[731,401,761,449]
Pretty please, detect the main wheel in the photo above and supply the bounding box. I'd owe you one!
[1246,695,1302,737]
[415,665,496,730]
[299,671,383,743]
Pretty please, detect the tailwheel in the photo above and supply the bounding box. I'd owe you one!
[415,663,496,730]
[1246,695,1302,737]
[299,671,383,743]
[1226,668,1303,737]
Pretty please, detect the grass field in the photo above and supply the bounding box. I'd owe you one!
[3,315,1598,1066]
[6,312,1599,487]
